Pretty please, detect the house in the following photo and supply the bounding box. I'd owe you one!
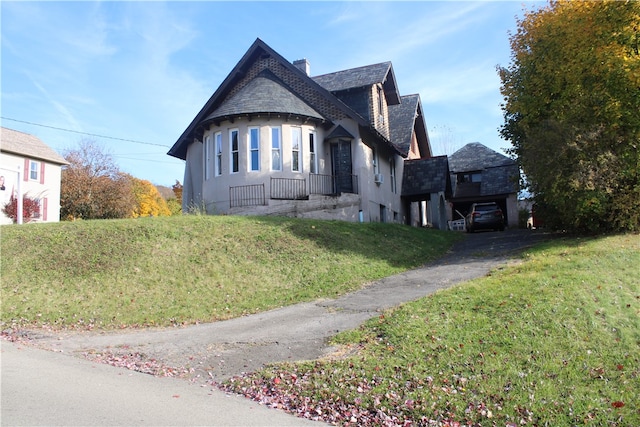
[447,142,520,228]
[0,127,69,224]
[168,38,449,228]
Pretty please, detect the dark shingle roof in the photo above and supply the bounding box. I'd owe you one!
[388,94,419,156]
[1,127,68,165]
[481,164,519,195]
[448,143,519,197]
[202,70,324,124]
[401,155,451,198]
[313,62,391,91]
[448,142,514,172]
[312,62,400,105]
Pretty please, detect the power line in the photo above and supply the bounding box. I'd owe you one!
[114,155,183,165]
[1,117,171,148]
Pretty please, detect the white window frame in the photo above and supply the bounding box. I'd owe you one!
[377,85,385,125]
[309,131,317,174]
[271,126,282,171]
[390,157,396,193]
[215,132,222,176]
[229,129,239,174]
[291,127,302,173]
[204,134,213,180]
[372,147,380,174]
[248,127,260,172]
[29,160,40,181]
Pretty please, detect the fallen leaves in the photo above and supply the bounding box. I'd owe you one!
[82,350,194,378]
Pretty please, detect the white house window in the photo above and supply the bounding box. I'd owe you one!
[390,157,396,193]
[377,85,385,125]
[249,127,260,171]
[271,127,281,171]
[230,129,239,173]
[309,131,317,174]
[215,132,222,176]
[204,135,213,180]
[372,147,380,174]
[29,160,40,181]
[291,127,302,172]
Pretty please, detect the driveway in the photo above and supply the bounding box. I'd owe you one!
[1,228,553,425]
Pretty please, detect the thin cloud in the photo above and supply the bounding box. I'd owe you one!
[29,77,83,133]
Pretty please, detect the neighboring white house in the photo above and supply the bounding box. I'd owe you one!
[0,127,69,224]
[168,38,451,228]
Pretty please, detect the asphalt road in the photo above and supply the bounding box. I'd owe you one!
[1,228,554,426]
[0,341,323,426]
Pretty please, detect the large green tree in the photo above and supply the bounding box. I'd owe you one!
[499,0,640,232]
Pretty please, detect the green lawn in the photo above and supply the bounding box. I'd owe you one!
[0,215,460,329]
[3,216,637,425]
[222,234,640,426]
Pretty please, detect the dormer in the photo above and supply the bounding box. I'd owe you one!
[313,62,400,139]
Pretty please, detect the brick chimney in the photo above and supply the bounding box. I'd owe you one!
[293,58,310,76]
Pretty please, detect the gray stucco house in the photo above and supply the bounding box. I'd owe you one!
[168,38,450,228]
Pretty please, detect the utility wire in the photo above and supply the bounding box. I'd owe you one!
[1,117,171,148]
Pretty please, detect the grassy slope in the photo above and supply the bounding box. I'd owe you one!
[0,215,460,329]
[225,234,640,426]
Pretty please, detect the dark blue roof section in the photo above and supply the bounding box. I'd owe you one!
[202,70,324,124]
[448,142,515,172]
[401,155,451,198]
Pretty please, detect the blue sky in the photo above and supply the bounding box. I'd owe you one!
[1,1,543,187]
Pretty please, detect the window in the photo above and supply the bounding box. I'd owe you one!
[459,172,482,183]
[291,127,302,172]
[271,127,281,171]
[377,85,385,124]
[204,135,213,180]
[309,131,317,174]
[390,157,396,193]
[215,132,222,176]
[249,127,260,171]
[372,147,380,174]
[29,160,40,181]
[230,129,239,173]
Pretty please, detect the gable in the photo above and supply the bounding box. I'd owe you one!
[168,38,371,160]
[201,70,325,126]
[388,94,430,158]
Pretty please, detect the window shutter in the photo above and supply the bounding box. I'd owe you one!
[24,159,29,181]
[42,197,48,221]
[40,162,45,184]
